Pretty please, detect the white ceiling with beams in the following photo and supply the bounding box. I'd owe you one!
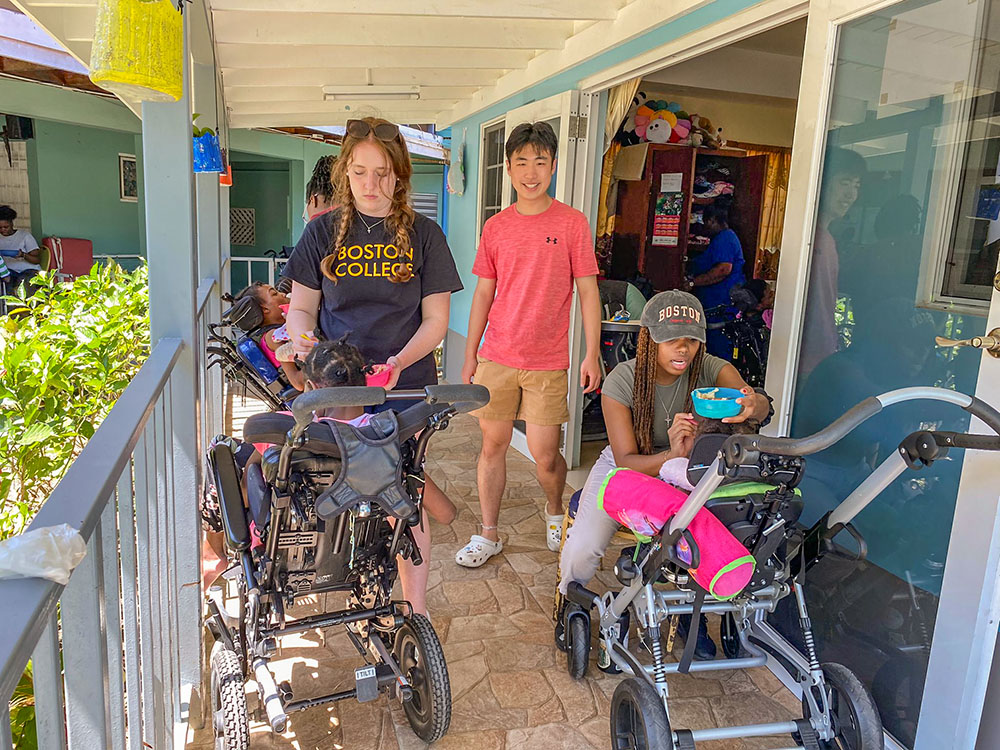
[11,0,717,130]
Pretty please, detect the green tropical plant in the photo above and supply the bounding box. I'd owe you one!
[0,262,150,539]
[8,662,35,749]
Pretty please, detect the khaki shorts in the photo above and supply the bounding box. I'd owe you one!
[472,357,570,426]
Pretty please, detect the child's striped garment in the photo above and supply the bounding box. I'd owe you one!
[0,255,9,280]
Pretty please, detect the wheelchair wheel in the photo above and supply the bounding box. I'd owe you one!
[567,614,590,679]
[803,663,883,750]
[720,612,747,659]
[395,614,451,743]
[210,644,250,750]
[610,677,671,750]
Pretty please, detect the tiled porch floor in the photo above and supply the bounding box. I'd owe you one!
[188,400,802,750]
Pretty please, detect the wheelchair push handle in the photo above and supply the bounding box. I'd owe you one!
[721,386,1000,464]
[291,384,490,426]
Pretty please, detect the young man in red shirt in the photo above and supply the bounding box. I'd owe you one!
[456,121,602,567]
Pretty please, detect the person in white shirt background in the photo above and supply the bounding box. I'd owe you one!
[0,205,42,296]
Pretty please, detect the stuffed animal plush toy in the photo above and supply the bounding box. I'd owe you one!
[645,118,673,143]
[634,100,693,144]
[689,114,722,149]
[618,91,648,146]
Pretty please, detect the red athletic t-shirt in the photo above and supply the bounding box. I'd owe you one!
[472,200,598,370]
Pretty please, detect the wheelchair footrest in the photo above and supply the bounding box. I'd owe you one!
[355,666,380,702]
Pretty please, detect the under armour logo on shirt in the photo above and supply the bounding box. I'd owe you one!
[546,237,558,244]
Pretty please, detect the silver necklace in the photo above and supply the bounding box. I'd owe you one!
[357,212,386,234]
[655,375,686,427]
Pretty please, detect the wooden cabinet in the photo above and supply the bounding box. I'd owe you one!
[609,144,767,291]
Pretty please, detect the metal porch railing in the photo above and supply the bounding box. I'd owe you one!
[0,278,221,750]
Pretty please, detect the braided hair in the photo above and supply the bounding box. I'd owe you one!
[306,155,335,202]
[631,327,706,455]
[301,335,370,388]
[320,117,415,285]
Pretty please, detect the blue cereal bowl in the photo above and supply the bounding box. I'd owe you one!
[691,387,744,418]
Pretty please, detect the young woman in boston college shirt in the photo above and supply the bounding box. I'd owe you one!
[282,118,463,616]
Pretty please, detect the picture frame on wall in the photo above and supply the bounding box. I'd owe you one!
[119,154,138,203]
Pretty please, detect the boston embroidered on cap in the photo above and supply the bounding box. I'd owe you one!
[639,290,707,344]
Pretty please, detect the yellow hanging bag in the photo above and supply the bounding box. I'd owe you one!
[89,0,183,103]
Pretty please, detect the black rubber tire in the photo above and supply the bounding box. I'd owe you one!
[395,614,452,743]
[567,614,590,679]
[803,662,884,750]
[720,612,747,660]
[610,677,672,750]
[211,645,250,750]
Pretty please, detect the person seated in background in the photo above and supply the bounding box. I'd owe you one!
[556,291,771,662]
[0,205,42,296]
[228,282,304,391]
[687,201,746,360]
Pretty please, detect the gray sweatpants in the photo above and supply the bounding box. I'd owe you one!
[558,445,624,595]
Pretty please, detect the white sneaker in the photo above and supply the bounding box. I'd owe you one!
[455,535,503,568]
[545,513,564,552]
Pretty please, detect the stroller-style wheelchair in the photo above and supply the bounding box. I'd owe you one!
[205,384,489,748]
[206,293,300,410]
[560,386,1000,749]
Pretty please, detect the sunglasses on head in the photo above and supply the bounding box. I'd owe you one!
[346,119,400,142]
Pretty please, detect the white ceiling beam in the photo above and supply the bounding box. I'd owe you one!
[228,99,454,116]
[217,43,533,70]
[231,112,443,129]
[211,11,571,50]
[224,85,479,102]
[441,0,716,127]
[10,2,90,69]
[209,0,619,21]
[221,67,506,88]
[52,6,97,41]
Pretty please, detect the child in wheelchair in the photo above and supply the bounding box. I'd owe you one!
[206,283,303,411]
[205,339,490,747]
[227,281,304,390]
[204,336,455,611]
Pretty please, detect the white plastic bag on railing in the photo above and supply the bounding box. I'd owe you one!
[0,524,87,585]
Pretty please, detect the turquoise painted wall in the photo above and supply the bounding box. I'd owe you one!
[444,0,761,336]
[229,157,292,257]
[27,119,142,256]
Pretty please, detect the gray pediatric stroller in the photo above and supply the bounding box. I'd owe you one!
[206,384,489,748]
[561,386,1000,749]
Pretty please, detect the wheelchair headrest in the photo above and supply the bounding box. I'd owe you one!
[223,295,264,333]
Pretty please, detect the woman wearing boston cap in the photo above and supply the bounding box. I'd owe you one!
[555,290,771,660]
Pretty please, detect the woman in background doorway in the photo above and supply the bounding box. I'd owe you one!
[688,201,745,360]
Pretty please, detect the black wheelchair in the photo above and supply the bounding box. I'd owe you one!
[560,386,1000,749]
[206,294,300,410]
[205,384,489,748]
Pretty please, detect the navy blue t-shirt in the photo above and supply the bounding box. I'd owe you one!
[690,228,745,310]
[281,209,463,389]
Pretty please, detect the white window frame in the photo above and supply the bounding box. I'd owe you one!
[475,115,507,243]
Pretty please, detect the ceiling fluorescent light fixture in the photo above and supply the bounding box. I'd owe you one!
[322,85,420,101]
